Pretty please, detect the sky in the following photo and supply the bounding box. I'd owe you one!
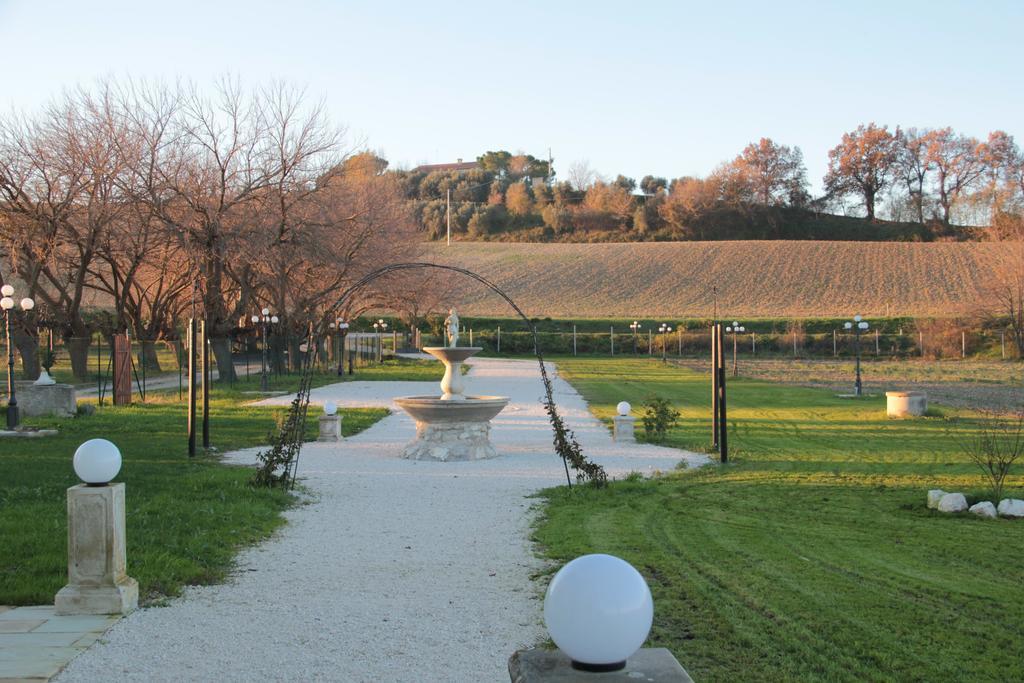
[1,0,1021,193]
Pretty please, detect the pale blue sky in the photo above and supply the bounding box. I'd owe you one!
[1,0,1020,192]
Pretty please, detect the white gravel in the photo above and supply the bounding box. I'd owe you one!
[56,357,707,683]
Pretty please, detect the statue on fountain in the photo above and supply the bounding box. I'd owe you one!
[444,308,460,348]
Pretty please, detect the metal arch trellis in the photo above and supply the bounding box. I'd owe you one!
[252,262,607,490]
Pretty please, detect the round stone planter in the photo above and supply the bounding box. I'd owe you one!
[886,391,927,418]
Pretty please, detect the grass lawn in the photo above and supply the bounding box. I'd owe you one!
[0,374,388,606]
[538,358,1024,682]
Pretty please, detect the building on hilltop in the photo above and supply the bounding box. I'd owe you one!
[412,159,479,174]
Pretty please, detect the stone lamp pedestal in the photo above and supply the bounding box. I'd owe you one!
[509,649,693,682]
[55,483,138,615]
[886,391,927,417]
[318,413,342,442]
[613,415,636,443]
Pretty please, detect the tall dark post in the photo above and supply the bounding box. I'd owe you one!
[187,318,197,457]
[201,320,210,449]
[711,323,719,448]
[260,321,269,391]
[854,325,863,397]
[717,323,728,463]
[5,311,18,430]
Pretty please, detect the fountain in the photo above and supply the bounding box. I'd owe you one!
[393,308,508,461]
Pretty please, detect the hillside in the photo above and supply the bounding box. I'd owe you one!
[423,241,1004,318]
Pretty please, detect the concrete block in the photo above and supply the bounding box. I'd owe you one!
[13,381,77,418]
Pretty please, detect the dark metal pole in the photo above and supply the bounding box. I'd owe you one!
[733,331,738,378]
[711,323,719,449]
[202,321,210,449]
[718,323,728,463]
[5,312,18,430]
[854,327,863,397]
[260,322,269,391]
[187,318,196,457]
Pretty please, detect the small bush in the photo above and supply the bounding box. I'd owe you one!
[642,396,680,442]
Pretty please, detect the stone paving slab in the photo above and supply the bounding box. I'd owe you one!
[0,608,118,682]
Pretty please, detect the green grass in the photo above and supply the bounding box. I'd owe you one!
[0,380,387,606]
[536,358,1024,682]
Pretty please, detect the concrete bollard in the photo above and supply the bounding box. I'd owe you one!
[613,415,636,443]
[318,413,343,442]
[55,482,139,615]
[886,391,927,417]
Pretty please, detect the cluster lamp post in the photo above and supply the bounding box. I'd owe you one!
[658,323,673,363]
[1,284,34,429]
[629,321,641,355]
[725,321,746,377]
[328,318,350,376]
[250,308,278,391]
[844,315,869,396]
[373,319,388,363]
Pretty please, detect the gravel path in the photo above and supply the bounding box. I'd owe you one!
[57,357,707,683]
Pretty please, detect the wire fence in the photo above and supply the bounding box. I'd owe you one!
[2,324,1017,406]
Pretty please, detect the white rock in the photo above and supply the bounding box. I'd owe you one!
[926,489,946,509]
[968,501,997,519]
[997,498,1024,518]
[937,492,968,513]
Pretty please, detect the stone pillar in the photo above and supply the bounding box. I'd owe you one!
[613,415,636,443]
[318,413,342,442]
[55,483,138,615]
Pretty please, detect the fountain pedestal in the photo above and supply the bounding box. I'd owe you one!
[393,347,508,462]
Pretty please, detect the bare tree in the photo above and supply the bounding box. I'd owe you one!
[924,127,987,225]
[896,127,932,224]
[566,160,596,192]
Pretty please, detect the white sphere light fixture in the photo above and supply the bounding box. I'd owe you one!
[251,315,260,324]
[261,307,270,316]
[73,438,122,485]
[543,553,653,672]
[20,298,34,310]
[0,297,13,310]
[0,284,12,296]
[270,315,279,324]
[323,401,338,416]
[616,401,631,416]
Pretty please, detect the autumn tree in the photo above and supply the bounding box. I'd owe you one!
[505,181,533,216]
[824,123,900,221]
[640,175,667,195]
[727,138,808,206]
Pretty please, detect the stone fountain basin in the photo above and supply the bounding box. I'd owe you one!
[393,396,508,423]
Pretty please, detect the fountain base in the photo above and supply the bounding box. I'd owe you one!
[402,420,497,461]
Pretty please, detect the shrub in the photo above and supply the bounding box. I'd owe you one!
[958,410,1024,502]
[642,396,680,442]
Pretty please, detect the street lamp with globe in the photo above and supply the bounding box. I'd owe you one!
[629,321,641,355]
[1,285,34,429]
[372,319,388,363]
[844,315,869,396]
[658,323,673,363]
[725,321,746,377]
[250,308,277,391]
[328,317,350,376]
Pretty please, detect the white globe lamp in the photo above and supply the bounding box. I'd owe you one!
[323,401,338,416]
[543,554,653,672]
[270,315,279,324]
[73,438,122,486]
[0,297,12,310]
[616,401,631,416]
[20,298,34,310]
[0,284,12,296]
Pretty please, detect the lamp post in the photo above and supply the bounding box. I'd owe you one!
[844,315,869,397]
[658,323,673,363]
[250,308,277,391]
[1,285,34,429]
[372,318,388,363]
[328,318,349,376]
[724,321,746,377]
[629,321,641,355]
